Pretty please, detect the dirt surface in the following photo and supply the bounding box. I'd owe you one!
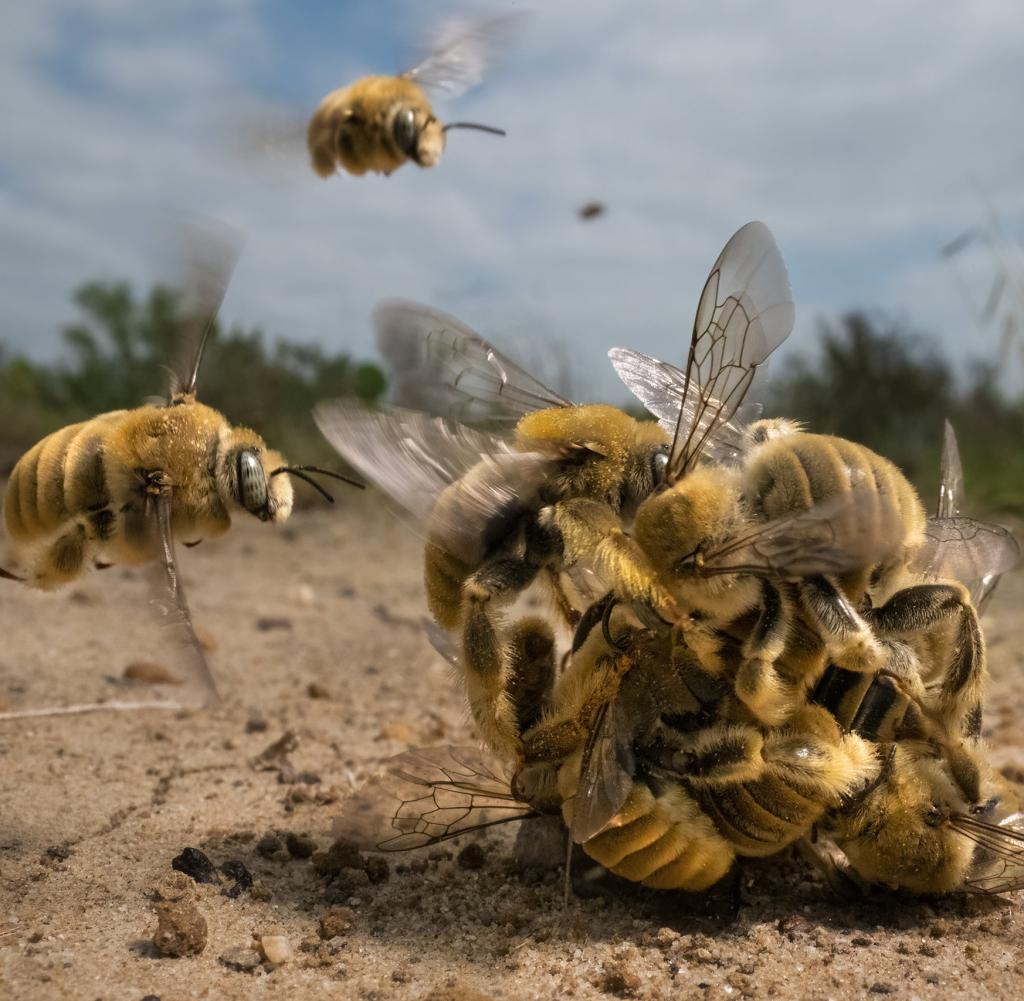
[2,493,1024,1001]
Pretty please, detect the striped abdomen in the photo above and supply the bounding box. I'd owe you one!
[4,411,126,546]
[568,780,735,892]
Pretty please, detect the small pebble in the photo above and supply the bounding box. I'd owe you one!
[306,682,330,700]
[319,906,354,939]
[286,832,317,859]
[153,873,194,903]
[220,860,253,898]
[219,946,262,971]
[152,900,207,957]
[257,832,285,858]
[245,717,269,734]
[172,847,220,885]
[256,616,293,631]
[260,934,292,965]
[457,843,487,871]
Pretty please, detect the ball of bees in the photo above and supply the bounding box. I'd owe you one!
[326,219,1024,901]
[307,13,520,178]
[0,226,362,716]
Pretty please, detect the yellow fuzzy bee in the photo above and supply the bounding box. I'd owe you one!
[0,228,361,716]
[307,13,520,178]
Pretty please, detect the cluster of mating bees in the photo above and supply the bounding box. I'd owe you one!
[317,221,1024,899]
[3,16,1023,906]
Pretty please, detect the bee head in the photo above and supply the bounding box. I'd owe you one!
[634,466,743,581]
[228,445,294,523]
[391,106,445,167]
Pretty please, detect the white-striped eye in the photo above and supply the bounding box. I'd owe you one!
[236,449,268,516]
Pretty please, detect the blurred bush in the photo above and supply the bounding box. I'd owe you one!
[765,312,1024,514]
[0,279,385,475]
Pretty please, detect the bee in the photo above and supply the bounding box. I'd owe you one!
[0,227,362,716]
[611,261,1001,737]
[307,13,518,178]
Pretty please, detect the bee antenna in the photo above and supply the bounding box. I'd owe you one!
[442,122,507,137]
[269,465,365,505]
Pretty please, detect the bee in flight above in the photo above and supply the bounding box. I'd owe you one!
[307,12,523,178]
[0,225,363,718]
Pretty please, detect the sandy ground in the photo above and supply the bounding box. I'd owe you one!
[1,492,1023,1001]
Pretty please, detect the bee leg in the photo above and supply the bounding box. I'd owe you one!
[545,566,581,629]
[543,498,679,621]
[665,722,768,787]
[734,580,794,726]
[0,566,23,582]
[505,617,557,735]
[796,836,869,900]
[866,582,984,735]
[462,555,542,757]
[798,575,883,672]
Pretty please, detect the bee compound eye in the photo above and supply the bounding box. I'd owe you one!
[236,450,268,515]
[392,107,417,156]
[651,448,669,483]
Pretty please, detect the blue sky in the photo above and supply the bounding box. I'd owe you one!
[2,0,1023,401]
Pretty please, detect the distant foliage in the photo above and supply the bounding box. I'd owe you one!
[766,312,1024,513]
[0,280,386,472]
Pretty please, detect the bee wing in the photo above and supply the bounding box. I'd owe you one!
[608,348,762,465]
[314,401,556,561]
[334,746,537,852]
[700,476,907,579]
[570,697,636,844]
[404,12,526,98]
[169,221,241,401]
[937,419,964,519]
[911,517,1021,606]
[952,812,1024,895]
[145,490,220,705]
[374,299,573,424]
[664,222,794,481]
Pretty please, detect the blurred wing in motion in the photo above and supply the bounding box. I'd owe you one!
[608,348,762,465]
[953,812,1024,895]
[145,489,220,706]
[374,299,572,424]
[937,419,964,519]
[912,517,1021,608]
[169,221,241,401]
[569,697,635,844]
[666,222,794,480]
[698,476,906,580]
[405,12,526,98]
[313,401,555,561]
[334,746,537,851]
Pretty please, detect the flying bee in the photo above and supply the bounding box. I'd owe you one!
[307,13,520,178]
[0,226,362,717]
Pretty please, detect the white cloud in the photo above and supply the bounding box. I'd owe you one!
[1,0,1023,402]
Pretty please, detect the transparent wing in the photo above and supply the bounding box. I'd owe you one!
[911,517,1021,605]
[314,401,555,562]
[569,697,635,844]
[170,221,241,401]
[697,476,906,580]
[374,299,572,424]
[404,12,526,98]
[937,419,964,519]
[423,617,460,668]
[953,812,1024,895]
[666,222,794,480]
[145,490,220,706]
[334,746,537,852]
[608,348,762,465]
